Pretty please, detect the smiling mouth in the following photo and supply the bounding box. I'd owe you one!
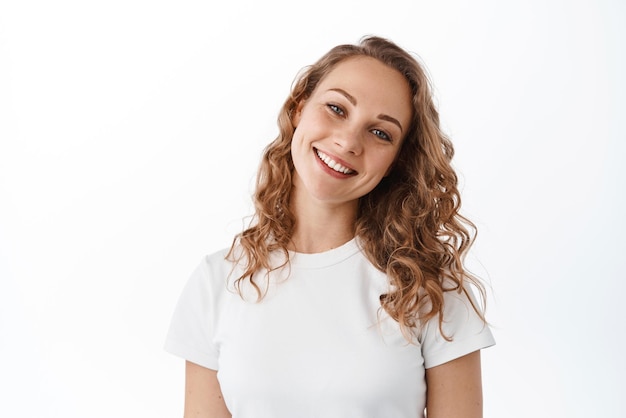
[315,148,356,175]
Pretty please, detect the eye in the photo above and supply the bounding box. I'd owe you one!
[371,128,391,142]
[327,103,345,116]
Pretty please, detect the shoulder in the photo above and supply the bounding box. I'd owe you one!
[165,248,234,370]
[201,246,233,268]
[179,247,239,300]
[199,247,234,276]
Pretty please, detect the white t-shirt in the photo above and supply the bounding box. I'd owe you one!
[165,238,494,418]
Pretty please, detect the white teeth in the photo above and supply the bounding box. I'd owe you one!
[315,149,354,174]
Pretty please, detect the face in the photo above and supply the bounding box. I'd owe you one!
[290,56,413,210]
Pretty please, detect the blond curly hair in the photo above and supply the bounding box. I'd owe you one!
[227,36,485,339]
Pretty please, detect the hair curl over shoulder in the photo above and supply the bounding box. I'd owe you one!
[227,35,485,340]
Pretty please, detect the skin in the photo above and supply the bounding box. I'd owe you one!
[425,351,484,418]
[289,56,412,253]
[184,361,231,418]
[182,56,485,417]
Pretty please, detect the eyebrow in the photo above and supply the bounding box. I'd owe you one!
[329,88,357,105]
[377,114,403,134]
[328,88,404,133]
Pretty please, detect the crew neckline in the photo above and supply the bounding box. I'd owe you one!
[287,238,361,269]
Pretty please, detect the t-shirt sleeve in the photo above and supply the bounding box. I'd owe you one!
[164,257,220,370]
[420,286,495,369]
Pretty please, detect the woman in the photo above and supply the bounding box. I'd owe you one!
[166,36,494,417]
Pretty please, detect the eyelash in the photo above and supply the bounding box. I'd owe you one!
[327,103,344,116]
[372,129,391,141]
[326,103,393,142]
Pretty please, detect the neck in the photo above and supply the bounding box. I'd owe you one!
[289,186,358,254]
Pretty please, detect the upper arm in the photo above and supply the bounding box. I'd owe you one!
[184,361,231,418]
[425,350,484,418]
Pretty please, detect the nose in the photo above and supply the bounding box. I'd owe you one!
[334,126,363,156]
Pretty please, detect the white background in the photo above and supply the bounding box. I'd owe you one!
[1,0,624,416]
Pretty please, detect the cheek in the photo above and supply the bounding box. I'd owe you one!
[373,152,401,178]
[291,118,316,146]
[290,128,309,161]
[296,106,328,133]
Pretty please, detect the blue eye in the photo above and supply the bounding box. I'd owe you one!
[327,104,344,116]
[372,129,391,141]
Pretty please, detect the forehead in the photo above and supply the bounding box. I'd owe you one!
[314,56,413,122]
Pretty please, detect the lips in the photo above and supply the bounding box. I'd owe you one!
[315,148,356,175]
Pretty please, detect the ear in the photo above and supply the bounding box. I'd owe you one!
[292,100,305,127]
